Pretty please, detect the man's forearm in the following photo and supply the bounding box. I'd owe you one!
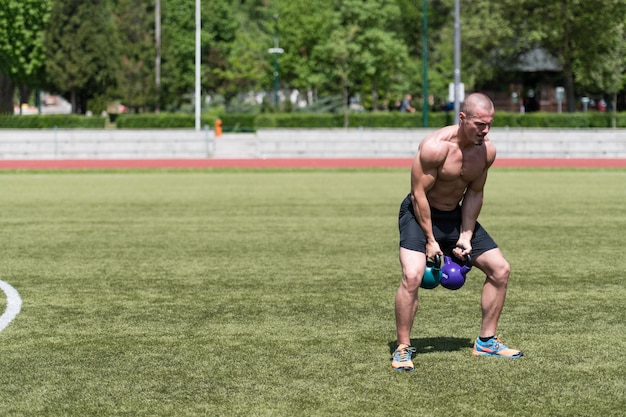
[460,190,483,239]
[412,193,436,243]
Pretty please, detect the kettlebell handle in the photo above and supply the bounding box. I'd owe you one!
[433,254,441,270]
[461,254,472,275]
[427,254,442,269]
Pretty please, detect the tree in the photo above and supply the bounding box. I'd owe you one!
[44,0,121,114]
[204,0,260,105]
[218,29,271,106]
[580,22,626,127]
[458,1,519,89]
[112,0,158,112]
[306,0,414,111]
[339,0,411,110]
[159,0,243,111]
[0,0,51,113]
[273,0,337,106]
[311,23,360,121]
[422,0,523,103]
[3,0,626,117]
[496,0,626,112]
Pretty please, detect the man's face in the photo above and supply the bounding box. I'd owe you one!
[460,111,493,145]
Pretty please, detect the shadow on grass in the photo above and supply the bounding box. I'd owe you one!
[388,336,473,355]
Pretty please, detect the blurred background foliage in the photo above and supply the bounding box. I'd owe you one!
[0,0,625,118]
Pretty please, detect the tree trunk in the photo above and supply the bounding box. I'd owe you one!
[343,82,349,128]
[563,63,576,113]
[371,79,378,111]
[612,91,617,129]
[564,69,576,113]
[19,86,32,108]
[71,89,78,114]
[560,0,577,114]
[0,72,15,114]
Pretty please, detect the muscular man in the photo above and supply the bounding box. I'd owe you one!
[392,93,522,371]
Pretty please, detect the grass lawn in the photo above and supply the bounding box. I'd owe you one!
[0,168,624,416]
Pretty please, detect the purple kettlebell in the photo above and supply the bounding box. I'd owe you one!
[440,254,472,290]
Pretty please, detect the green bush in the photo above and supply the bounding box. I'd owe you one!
[517,112,546,127]
[492,112,522,127]
[116,113,217,129]
[2,110,626,130]
[349,112,419,128]
[346,112,451,128]
[426,112,453,127]
[256,111,452,128]
[532,112,588,128]
[257,113,344,128]
[605,113,624,127]
[491,111,625,128]
[0,114,105,128]
[116,113,256,132]
[218,113,257,132]
[255,113,277,128]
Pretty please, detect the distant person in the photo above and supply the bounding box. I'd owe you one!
[392,92,523,371]
[399,94,416,113]
[523,89,539,112]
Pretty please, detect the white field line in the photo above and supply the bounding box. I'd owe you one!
[0,280,22,332]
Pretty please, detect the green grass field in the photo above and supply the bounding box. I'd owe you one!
[0,168,624,416]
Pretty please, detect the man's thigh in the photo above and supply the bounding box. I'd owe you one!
[399,247,427,279]
[473,247,508,275]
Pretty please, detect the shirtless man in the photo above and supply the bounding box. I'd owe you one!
[392,93,522,371]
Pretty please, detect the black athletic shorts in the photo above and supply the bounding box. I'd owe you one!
[398,193,498,258]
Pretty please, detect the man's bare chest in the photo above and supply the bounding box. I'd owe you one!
[439,151,485,183]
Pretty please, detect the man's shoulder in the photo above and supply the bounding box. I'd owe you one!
[415,125,462,171]
[435,124,459,139]
[422,125,458,147]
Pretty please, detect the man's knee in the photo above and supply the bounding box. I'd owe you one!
[401,269,422,293]
[493,259,510,284]
[399,247,427,293]
[476,250,510,286]
[485,258,510,287]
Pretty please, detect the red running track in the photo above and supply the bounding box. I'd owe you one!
[0,158,625,170]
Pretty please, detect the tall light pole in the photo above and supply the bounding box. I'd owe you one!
[155,0,161,113]
[422,0,428,127]
[453,0,461,123]
[268,14,284,107]
[195,0,201,131]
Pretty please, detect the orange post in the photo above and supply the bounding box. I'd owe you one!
[215,118,222,137]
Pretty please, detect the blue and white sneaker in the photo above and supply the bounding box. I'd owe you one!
[473,335,523,358]
[392,344,417,371]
